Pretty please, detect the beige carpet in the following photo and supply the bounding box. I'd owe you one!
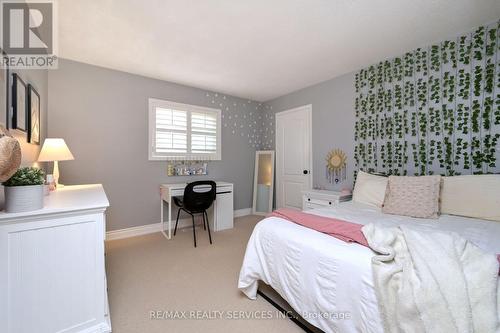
[105,215,303,333]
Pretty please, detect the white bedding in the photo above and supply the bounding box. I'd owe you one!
[238,201,500,333]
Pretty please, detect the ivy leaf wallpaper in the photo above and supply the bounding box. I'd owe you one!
[354,20,500,177]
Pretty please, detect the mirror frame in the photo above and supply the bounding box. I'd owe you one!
[252,150,275,216]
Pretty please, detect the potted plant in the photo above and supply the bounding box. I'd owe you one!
[3,167,45,213]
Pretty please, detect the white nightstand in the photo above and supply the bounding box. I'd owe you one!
[302,189,352,211]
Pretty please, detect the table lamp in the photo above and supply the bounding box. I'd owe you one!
[38,138,74,187]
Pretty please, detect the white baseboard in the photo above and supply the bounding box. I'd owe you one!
[106,208,253,241]
[234,208,252,217]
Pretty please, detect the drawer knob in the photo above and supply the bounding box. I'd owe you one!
[307,198,311,201]
[329,202,332,205]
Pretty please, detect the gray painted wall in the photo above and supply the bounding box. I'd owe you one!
[48,59,262,231]
[0,68,48,210]
[263,72,356,191]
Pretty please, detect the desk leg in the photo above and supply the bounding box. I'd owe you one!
[160,197,172,240]
[168,198,172,239]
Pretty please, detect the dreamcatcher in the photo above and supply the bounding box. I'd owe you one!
[326,149,347,184]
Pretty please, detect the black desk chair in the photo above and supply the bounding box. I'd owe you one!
[173,180,216,247]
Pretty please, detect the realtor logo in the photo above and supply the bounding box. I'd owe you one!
[1,0,57,69]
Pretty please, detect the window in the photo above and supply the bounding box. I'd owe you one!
[149,98,221,160]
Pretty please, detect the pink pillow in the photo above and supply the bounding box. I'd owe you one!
[382,175,441,219]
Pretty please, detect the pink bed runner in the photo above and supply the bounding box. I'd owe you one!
[270,208,369,247]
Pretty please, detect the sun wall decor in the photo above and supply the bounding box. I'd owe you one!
[326,149,347,184]
[354,20,500,178]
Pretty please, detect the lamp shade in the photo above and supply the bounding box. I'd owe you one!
[38,138,74,162]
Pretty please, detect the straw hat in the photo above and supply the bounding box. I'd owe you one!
[0,127,22,182]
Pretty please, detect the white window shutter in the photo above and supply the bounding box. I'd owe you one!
[191,112,217,153]
[155,108,188,153]
[149,99,221,160]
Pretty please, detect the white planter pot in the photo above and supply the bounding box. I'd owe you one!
[4,185,44,213]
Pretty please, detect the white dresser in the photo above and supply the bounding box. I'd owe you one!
[302,189,352,211]
[0,185,111,333]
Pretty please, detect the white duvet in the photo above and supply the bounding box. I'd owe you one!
[238,202,500,333]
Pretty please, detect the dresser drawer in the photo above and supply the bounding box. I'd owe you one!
[302,190,351,211]
[302,197,339,210]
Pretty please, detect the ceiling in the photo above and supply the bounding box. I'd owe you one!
[58,0,500,102]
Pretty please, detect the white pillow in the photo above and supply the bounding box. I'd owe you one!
[441,175,500,222]
[352,171,388,208]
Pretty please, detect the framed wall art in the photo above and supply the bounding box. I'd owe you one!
[12,73,27,132]
[0,51,8,128]
[28,84,40,144]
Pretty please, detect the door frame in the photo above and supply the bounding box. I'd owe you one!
[275,104,313,208]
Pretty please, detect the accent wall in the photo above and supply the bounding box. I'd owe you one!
[354,21,500,176]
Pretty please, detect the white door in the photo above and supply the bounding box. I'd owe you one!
[276,105,312,209]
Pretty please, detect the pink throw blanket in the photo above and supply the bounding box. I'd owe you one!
[270,208,369,247]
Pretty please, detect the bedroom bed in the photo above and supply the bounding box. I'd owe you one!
[238,201,500,333]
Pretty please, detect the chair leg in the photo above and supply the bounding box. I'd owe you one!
[191,214,197,247]
[202,214,206,230]
[204,210,212,244]
[174,208,181,236]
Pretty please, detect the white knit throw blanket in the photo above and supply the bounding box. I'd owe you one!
[362,223,499,333]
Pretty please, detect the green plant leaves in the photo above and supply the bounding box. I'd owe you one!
[354,20,500,177]
[3,167,45,187]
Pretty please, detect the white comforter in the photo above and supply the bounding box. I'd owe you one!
[238,202,500,333]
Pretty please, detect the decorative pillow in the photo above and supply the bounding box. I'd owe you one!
[352,171,388,208]
[441,175,500,222]
[382,175,441,219]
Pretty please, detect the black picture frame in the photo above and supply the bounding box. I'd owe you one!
[27,84,40,144]
[12,73,27,132]
[0,51,8,128]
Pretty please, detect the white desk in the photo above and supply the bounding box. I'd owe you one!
[160,182,234,239]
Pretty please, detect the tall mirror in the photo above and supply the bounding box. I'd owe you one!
[252,150,275,215]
